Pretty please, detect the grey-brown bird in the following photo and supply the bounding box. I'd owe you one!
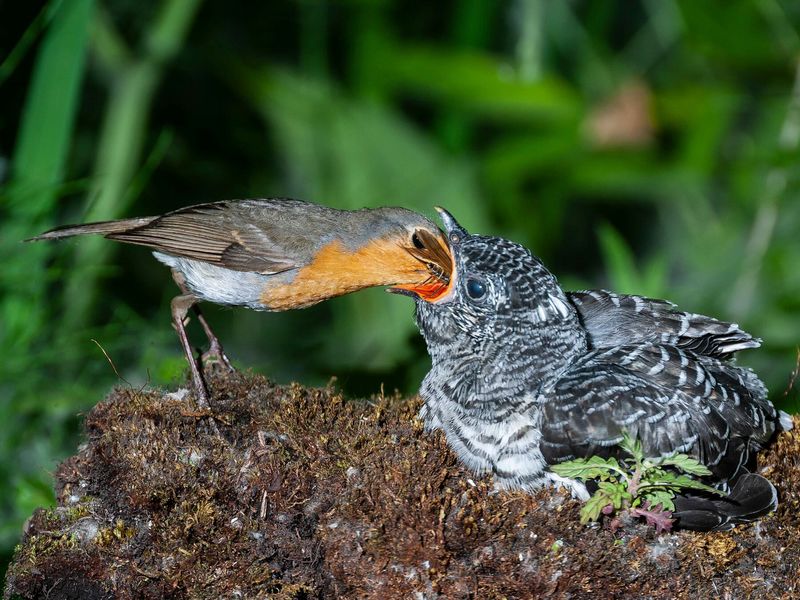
[29,198,453,408]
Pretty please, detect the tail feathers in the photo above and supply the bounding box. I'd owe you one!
[26,217,155,242]
[673,473,778,531]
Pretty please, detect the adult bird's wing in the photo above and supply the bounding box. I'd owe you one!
[30,199,309,274]
[107,200,304,274]
[567,290,759,358]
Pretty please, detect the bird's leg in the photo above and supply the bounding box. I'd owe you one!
[170,271,234,371]
[170,293,212,409]
[197,316,234,372]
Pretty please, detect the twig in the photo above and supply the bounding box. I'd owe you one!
[782,347,800,400]
[91,338,131,387]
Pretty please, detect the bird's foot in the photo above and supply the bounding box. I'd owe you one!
[201,339,235,373]
[187,373,223,436]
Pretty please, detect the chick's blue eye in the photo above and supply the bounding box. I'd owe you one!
[466,278,486,300]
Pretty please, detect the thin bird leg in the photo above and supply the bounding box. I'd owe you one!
[170,292,212,409]
[170,270,234,371]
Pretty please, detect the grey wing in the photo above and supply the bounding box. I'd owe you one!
[540,344,777,484]
[107,200,305,274]
[568,290,759,358]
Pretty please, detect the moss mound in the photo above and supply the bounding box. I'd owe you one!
[4,370,800,599]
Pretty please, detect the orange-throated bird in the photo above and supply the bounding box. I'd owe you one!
[29,198,452,408]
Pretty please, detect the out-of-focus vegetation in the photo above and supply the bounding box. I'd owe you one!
[1,0,799,577]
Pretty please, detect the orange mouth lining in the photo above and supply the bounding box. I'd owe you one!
[392,276,453,302]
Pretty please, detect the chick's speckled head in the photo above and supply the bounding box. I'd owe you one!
[412,208,577,346]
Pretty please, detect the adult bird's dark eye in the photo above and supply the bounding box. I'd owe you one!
[412,232,425,250]
[466,278,486,300]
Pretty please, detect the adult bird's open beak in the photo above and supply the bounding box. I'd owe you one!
[388,209,459,303]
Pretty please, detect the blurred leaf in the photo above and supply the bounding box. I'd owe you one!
[0,0,93,554]
[60,0,202,335]
[597,222,668,297]
[0,0,64,87]
[676,0,788,67]
[483,129,582,187]
[598,222,638,293]
[379,43,583,123]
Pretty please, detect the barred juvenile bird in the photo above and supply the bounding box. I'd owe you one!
[30,198,452,408]
[399,208,790,531]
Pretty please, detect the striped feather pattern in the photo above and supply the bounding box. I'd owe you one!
[415,223,783,529]
[568,290,760,357]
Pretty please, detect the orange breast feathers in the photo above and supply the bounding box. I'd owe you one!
[260,237,437,310]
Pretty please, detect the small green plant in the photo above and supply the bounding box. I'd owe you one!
[550,432,724,532]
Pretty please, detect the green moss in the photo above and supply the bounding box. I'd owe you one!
[95,520,135,547]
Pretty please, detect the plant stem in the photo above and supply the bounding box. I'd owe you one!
[729,58,800,319]
[1,0,93,357]
[628,464,642,497]
[59,0,202,337]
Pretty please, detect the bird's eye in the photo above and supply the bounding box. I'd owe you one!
[411,231,425,250]
[466,278,487,300]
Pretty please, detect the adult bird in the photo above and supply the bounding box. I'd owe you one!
[29,198,452,408]
[394,207,790,531]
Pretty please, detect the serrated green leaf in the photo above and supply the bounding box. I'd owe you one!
[619,431,644,461]
[668,475,727,496]
[580,488,615,523]
[638,474,725,497]
[598,481,633,509]
[658,454,713,476]
[639,489,676,512]
[551,455,623,481]
[640,464,666,483]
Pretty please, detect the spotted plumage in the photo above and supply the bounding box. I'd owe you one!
[413,208,788,531]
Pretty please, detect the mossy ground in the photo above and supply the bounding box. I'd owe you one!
[4,368,800,599]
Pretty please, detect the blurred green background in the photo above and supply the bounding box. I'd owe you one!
[2,0,799,578]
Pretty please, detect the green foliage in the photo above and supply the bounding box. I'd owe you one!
[597,223,668,298]
[552,432,723,527]
[1,0,94,574]
[2,0,800,578]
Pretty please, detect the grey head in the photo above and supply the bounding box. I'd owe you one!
[415,208,588,395]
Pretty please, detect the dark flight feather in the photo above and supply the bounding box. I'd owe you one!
[569,290,759,358]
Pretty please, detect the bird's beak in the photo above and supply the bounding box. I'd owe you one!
[388,223,456,303]
[434,206,468,241]
[389,278,452,301]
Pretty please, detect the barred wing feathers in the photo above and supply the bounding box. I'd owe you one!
[568,290,760,358]
[540,344,776,484]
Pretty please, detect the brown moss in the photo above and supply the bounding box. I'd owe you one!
[4,370,800,599]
